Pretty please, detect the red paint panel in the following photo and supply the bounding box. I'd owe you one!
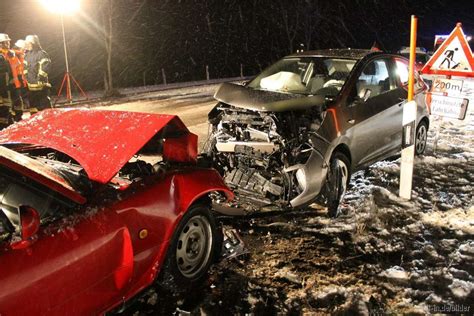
[163,133,198,163]
[103,169,233,311]
[114,228,134,290]
[0,109,190,184]
[0,211,131,315]
[171,168,234,214]
[0,166,231,313]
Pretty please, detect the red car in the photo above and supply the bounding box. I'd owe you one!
[0,109,232,315]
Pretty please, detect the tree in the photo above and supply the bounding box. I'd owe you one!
[100,0,120,97]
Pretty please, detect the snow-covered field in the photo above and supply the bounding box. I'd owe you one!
[100,84,473,314]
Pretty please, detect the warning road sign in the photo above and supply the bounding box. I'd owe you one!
[422,23,474,77]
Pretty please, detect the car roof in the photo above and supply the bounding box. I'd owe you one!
[398,47,428,54]
[287,49,381,60]
[0,109,194,184]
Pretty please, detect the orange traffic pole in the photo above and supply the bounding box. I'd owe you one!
[408,15,418,101]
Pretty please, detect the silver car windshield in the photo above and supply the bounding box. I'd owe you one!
[248,57,357,96]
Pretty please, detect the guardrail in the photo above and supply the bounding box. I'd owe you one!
[54,76,252,107]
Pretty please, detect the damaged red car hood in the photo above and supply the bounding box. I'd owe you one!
[0,109,192,184]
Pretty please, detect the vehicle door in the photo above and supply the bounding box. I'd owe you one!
[347,57,402,167]
[0,179,133,315]
[393,56,428,128]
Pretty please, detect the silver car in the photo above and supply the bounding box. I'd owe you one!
[206,49,430,217]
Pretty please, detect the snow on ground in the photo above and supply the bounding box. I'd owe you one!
[123,91,473,314]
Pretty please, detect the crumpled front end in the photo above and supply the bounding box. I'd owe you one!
[207,102,329,213]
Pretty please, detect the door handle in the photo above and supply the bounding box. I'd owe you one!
[397,98,407,106]
[347,119,355,124]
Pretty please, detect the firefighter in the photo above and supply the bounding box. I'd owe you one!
[1,37,27,120]
[24,35,52,111]
[12,40,29,116]
[0,33,13,126]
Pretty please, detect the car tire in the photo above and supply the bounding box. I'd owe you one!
[159,204,220,292]
[415,120,428,156]
[326,152,351,218]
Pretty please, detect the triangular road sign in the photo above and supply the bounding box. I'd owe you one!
[422,23,474,77]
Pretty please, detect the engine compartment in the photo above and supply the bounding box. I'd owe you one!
[208,103,327,212]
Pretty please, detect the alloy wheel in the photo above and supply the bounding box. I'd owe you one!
[416,123,428,155]
[335,158,349,201]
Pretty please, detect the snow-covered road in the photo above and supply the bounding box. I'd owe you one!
[98,84,221,149]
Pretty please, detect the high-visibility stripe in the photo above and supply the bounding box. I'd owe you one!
[38,58,50,80]
[38,58,49,65]
[28,83,45,90]
[28,81,51,90]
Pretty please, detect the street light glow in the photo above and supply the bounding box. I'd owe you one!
[39,0,81,15]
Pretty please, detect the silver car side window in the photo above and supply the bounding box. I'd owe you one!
[356,59,395,99]
[395,58,424,93]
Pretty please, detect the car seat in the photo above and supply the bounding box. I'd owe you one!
[356,80,382,98]
[307,76,326,94]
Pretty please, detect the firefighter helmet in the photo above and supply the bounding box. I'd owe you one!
[25,35,40,46]
[14,39,25,49]
[0,33,11,43]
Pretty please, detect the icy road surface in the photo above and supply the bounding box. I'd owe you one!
[98,84,473,315]
[98,84,220,151]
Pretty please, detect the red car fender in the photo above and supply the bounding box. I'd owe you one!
[105,168,233,312]
[171,168,233,215]
[151,168,232,273]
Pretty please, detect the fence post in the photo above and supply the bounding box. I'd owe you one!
[206,65,210,81]
[161,68,167,85]
[240,64,244,78]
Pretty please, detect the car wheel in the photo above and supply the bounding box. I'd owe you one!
[160,204,220,292]
[415,120,428,156]
[326,152,350,218]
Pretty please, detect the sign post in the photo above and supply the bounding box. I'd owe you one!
[399,15,418,200]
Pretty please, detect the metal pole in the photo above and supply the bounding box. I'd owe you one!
[61,14,72,104]
[407,15,417,102]
[399,15,418,200]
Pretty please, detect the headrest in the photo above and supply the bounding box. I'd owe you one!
[363,62,376,75]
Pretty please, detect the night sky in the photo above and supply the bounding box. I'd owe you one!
[1,0,473,91]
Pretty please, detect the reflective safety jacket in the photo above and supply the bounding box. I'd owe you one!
[24,49,51,91]
[1,49,27,89]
